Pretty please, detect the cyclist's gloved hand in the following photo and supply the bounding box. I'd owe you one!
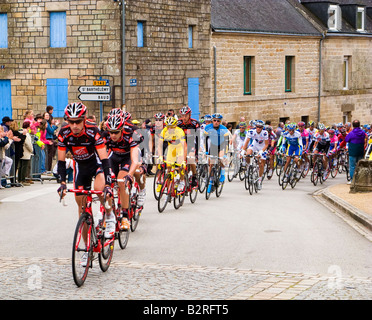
[103,185,113,198]
[240,149,246,157]
[57,183,67,200]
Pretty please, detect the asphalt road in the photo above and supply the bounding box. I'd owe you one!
[0,172,371,279]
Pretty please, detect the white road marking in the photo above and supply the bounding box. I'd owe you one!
[0,187,57,203]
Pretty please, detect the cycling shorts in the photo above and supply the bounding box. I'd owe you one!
[286,145,302,157]
[73,158,103,193]
[248,143,266,159]
[315,144,329,154]
[110,153,132,176]
[165,144,184,163]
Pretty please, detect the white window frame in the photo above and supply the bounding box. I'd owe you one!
[343,56,349,90]
[328,5,340,31]
[356,7,365,32]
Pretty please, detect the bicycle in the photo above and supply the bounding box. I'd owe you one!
[244,153,260,195]
[197,152,209,193]
[205,155,225,200]
[185,157,199,203]
[61,189,114,287]
[227,150,245,182]
[114,175,143,233]
[153,157,166,200]
[157,160,186,212]
[310,152,328,186]
[280,155,302,190]
[337,148,350,181]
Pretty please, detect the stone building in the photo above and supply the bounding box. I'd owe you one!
[210,0,372,126]
[0,0,211,122]
[301,0,372,125]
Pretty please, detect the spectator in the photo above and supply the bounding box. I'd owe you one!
[87,115,96,123]
[0,126,14,188]
[1,116,13,133]
[38,119,51,174]
[23,110,38,134]
[46,105,54,125]
[9,121,26,183]
[52,151,73,183]
[345,120,367,183]
[18,122,33,186]
[43,112,59,172]
[345,122,352,134]
[236,116,246,129]
[167,109,175,117]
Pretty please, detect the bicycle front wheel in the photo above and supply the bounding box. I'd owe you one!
[99,237,114,272]
[158,176,171,212]
[153,167,165,200]
[72,213,91,287]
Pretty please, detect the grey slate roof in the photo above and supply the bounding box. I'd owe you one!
[211,0,322,35]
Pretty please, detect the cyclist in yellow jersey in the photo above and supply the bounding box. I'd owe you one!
[158,116,187,191]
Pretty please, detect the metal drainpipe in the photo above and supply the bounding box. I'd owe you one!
[213,46,217,113]
[121,0,126,107]
[318,32,325,123]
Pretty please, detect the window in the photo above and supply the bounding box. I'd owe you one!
[0,13,8,48]
[328,5,340,31]
[343,56,350,90]
[50,12,66,48]
[244,56,253,95]
[46,79,68,118]
[285,56,294,92]
[188,26,194,48]
[357,7,365,32]
[137,21,146,47]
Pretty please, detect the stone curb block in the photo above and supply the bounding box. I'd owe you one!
[317,188,372,232]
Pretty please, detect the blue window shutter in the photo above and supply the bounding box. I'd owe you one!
[47,79,68,118]
[0,13,8,48]
[0,80,12,121]
[50,12,66,48]
[137,21,144,47]
[188,78,200,120]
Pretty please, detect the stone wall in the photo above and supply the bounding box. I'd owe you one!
[124,0,211,121]
[320,36,372,125]
[0,0,122,122]
[211,33,321,125]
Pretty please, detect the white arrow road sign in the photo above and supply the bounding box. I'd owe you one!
[78,86,111,94]
[78,94,111,101]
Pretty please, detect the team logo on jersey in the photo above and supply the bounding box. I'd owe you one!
[72,146,89,157]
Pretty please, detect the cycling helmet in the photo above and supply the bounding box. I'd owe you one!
[65,102,87,119]
[298,121,305,127]
[132,120,140,125]
[154,112,165,120]
[287,123,296,131]
[328,129,335,134]
[255,120,265,127]
[212,113,223,120]
[164,116,178,126]
[179,106,191,115]
[204,114,212,121]
[107,108,123,119]
[264,125,272,132]
[318,123,326,130]
[106,114,125,131]
[239,122,247,128]
[308,121,315,126]
[249,120,256,127]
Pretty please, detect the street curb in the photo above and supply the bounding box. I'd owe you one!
[314,187,372,232]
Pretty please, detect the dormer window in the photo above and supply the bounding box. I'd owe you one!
[328,5,340,31]
[356,7,365,32]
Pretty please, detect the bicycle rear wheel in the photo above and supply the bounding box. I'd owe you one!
[174,181,186,209]
[99,236,114,272]
[198,164,208,193]
[189,176,198,203]
[205,169,215,200]
[227,158,235,182]
[72,213,91,287]
[117,219,130,249]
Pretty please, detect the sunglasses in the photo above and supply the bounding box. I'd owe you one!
[213,119,221,122]
[68,119,84,125]
[256,125,263,129]
[109,130,121,135]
